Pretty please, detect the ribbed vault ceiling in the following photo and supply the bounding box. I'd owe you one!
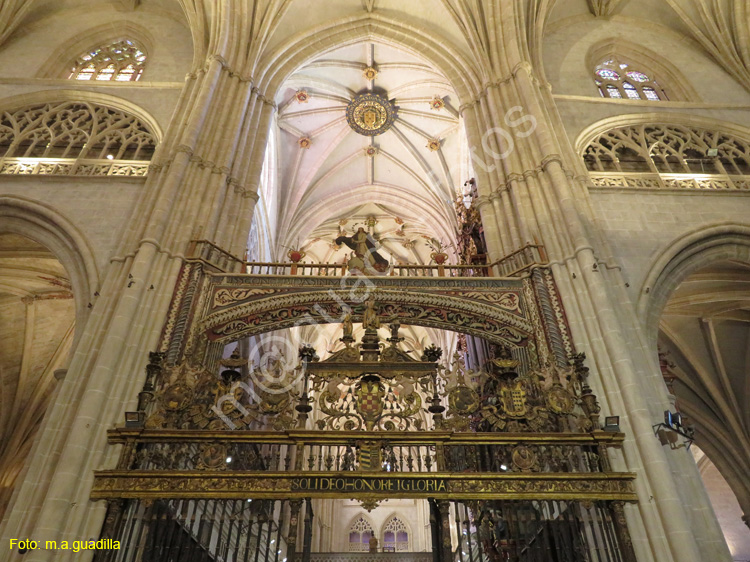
[273,41,466,265]
[660,261,750,427]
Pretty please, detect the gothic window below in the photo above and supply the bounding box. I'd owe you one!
[69,39,146,82]
[348,516,374,552]
[594,57,667,101]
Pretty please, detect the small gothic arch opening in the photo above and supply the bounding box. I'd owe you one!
[381,513,410,552]
[593,56,667,101]
[347,513,375,552]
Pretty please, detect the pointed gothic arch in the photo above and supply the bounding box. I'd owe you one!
[256,16,482,106]
[0,195,98,339]
[35,21,156,80]
[639,223,750,529]
[0,89,163,143]
[346,513,376,552]
[585,38,699,102]
[638,223,750,343]
[381,513,411,552]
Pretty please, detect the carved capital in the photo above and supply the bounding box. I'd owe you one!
[458,99,479,115]
[512,61,534,78]
[473,195,492,210]
[541,154,564,170]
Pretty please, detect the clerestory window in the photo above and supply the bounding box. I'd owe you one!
[594,57,667,101]
[69,39,146,82]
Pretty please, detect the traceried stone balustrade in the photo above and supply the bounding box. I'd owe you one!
[0,157,150,176]
[589,172,750,191]
[583,123,750,193]
[187,239,548,277]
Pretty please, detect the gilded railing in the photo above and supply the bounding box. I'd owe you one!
[310,552,434,562]
[92,428,634,502]
[186,239,548,278]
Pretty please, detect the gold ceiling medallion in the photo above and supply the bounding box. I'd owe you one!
[364,146,378,157]
[298,136,312,149]
[362,66,378,80]
[294,90,309,103]
[430,96,445,110]
[426,138,441,151]
[346,93,397,136]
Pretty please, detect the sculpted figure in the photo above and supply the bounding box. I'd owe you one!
[362,297,380,330]
[342,312,353,338]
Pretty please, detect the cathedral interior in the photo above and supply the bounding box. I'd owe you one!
[0,1,749,561]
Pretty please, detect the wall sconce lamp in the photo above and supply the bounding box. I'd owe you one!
[653,410,694,449]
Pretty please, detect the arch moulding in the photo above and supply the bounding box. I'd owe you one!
[35,20,156,80]
[0,89,164,142]
[0,194,100,342]
[585,37,700,102]
[255,16,482,108]
[637,222,750,342]
[200,284,535,350]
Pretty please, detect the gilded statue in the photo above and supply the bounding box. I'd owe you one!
[342,312,353,338]
[362,297,380,330]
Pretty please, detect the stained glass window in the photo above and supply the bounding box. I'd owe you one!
[596,69,620,80]
[594,57,666,101]
[69,39,146,82]
[626,71,650,82]
[606,86,622,99]
[623,82,640,99]
[643,87,660,101]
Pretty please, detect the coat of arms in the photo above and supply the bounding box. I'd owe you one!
[355,375,386,430]
[499,383,528,418]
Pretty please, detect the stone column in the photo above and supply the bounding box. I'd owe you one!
[0,8,279,560]
[453,4,730,558]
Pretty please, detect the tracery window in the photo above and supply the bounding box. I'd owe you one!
[583,123,750,191]
[0,101,156,176]
[382,516,409,552]
[347,516,374,552]
[594,57,666,101]
[69,39,146,82]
